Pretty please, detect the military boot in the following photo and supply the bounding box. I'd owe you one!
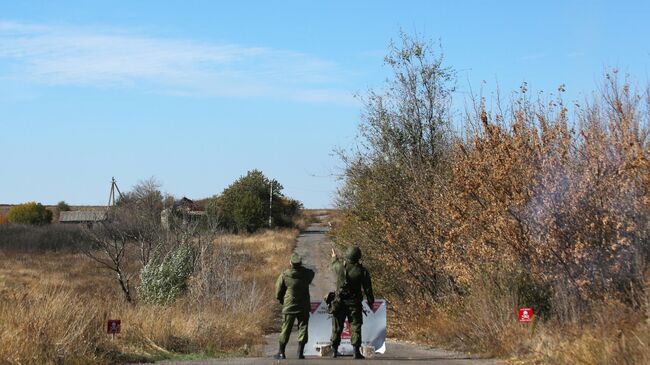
[353,346,365,359]
[331,345,341,358]
[297,342,306,359]
[274,343,286,360]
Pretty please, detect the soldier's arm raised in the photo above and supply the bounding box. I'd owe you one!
[331,248,341,267]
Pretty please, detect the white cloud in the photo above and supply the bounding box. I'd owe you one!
[0,21,355,103]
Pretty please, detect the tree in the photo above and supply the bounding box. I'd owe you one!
[206,170,302,233]
[233,191,266,233]
[56,201,71,212]
[81,210,136,303]
[336,32,457,299]
[80,178,172,303]
[7,202,53,225]
[117,177,165,221]
[116,177,169,265]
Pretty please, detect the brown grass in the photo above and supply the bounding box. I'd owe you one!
[389,279,650,364]
[0,229,297,364]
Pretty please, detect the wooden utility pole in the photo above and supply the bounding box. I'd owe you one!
[108,177,123,207]
[268,182,273,228]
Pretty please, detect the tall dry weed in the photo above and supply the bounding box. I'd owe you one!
[0,288,111,364]
[0,229,297,364]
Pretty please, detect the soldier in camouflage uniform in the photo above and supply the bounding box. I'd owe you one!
[330,246,374,359]
[274,252,315,359]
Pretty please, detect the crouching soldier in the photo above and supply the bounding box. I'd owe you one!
[274,252,315,359]
[330,246,374,359]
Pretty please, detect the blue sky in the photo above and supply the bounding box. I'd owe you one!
[1,1,648,208]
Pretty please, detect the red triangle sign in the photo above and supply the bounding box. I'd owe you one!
[310,302,320,314]
[370,301,382,313]
[341,319,352,339]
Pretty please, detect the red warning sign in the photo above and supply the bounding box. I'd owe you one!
[107,319,121,334]
[341,319,352,339]
[310,302,320,314]
[518,308,533,323]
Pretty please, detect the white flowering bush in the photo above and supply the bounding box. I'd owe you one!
[139,243,194,305]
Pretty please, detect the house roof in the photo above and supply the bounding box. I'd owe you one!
[173,197,197,210]
[59,210,107,222]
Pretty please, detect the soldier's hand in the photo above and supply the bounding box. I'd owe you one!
[331,248,337,258]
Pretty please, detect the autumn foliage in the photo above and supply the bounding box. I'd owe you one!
[449,78,649,306]
[336,34,650,363]
[7,202,53,225]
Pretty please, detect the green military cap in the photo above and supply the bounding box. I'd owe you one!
[291,253,302,265]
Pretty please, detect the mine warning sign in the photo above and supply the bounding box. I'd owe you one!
[518,308,533,323]
[107,319,121,334]
[304,299,386,356]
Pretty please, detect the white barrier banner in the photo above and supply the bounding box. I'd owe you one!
[304,299,386,356]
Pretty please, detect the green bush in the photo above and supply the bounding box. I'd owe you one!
[139,243,194,305]
[233,191,266,233]
[57,201,71,212]
[206,170,302,233]
[7,202,53,225]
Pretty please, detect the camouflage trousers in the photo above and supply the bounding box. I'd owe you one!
[279,312,309,345]
[330,303,364,348]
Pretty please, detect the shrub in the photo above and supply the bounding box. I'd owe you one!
[57,200,71,212]
[7,202,53,225]
[139,243,194,305]
[336,33,650,362]
[206,170,302,233]
[0,224,88,251]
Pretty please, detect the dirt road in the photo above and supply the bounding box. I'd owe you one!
[155,222,502,365]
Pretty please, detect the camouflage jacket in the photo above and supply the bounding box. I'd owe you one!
[275,264,315,314]
[332,257,374,306]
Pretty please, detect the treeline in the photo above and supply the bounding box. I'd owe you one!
[335,33,649,363]
[0,170,302,251]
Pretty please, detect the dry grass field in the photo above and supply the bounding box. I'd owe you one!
[386,280,650,364]
[0,229,297,364]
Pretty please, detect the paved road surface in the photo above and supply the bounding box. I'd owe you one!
[154,221,502,365]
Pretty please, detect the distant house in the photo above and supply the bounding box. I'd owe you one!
[173,197,200,212]
[59,210,107,224]
[161,197,206,230]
